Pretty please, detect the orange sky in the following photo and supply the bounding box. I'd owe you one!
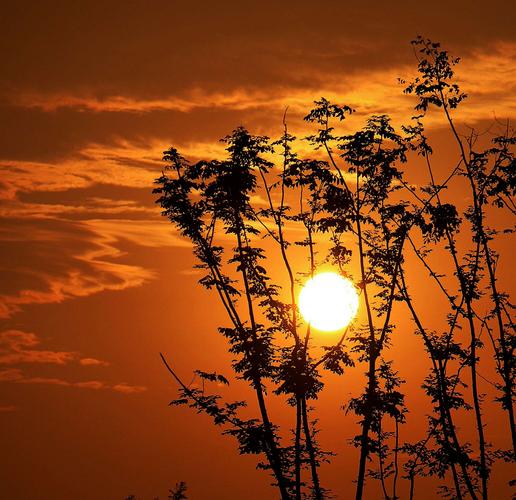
[1,2,515,499]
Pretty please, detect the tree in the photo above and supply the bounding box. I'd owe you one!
[169,481,188,500]
[154,37,514,499]
[124,482,188,500]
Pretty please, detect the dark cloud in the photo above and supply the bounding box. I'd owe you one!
[38,185,154,208]
[0,103,274,162]
[1,1,514,99]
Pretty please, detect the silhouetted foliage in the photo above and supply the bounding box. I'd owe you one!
[169,481,188,500]
[154,37,514,499]
[124,482,187,500]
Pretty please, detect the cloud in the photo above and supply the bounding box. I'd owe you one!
[19,376,71,386]
[0,42,510,202]
[1,39,511,320]
[0,198,155,219]
[81,218,191,250]
[0,330,76,365]
[4,41,515,126]
[0,141,162,200]
[0,330,109,368]
[0,368,23,382]
[0,331,146,395]
[79,357,109,367]
[112,383,147,394]
[74,380,106,390]
[0,216,189,318]
[1,42,512,193]
[0,367,147,394]
[0,143,192,319]
[2,0,515,108]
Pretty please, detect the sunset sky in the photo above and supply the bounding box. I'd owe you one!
[1,2,515,499]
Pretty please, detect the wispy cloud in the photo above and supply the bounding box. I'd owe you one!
[79,357,109,367]
[0,367,147,394]
[0,330,109,368]
[0,141,162,201]
[0,369,22,382]
[0,330,77,365]
[0,216,191,318]
[81,218,192,250]
[0,219,154,318]
[0,198,154,219]
[4,42,515,124]
[111,383,147,394]
[0,331,146,395]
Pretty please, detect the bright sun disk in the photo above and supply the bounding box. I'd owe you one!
[299,272,359,332]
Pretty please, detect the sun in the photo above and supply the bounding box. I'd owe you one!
[299,272,359,332]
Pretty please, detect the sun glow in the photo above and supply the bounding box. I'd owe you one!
[299,272,359,332]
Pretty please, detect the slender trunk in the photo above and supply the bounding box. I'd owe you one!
[378,418,390,500]
[355,217,406,499]
[254,382,291,499]
[300,195,323,497]
[160,353,289,499]
[259,153,305,497]
[439,362,467,500]
[392,417,399,500]
[424,136,488,498]
[399,271,478,499]
[409,472,415,500]
[192,233,289,496]
[235,225,291,499]
[301,398,323,499]
[295,398,302,500]
[444,212,488,500]
[407,435,432,500]
[354,212,378,500]
[439,90,492,497]
[466,309,489,500]
[355,413,373,500]
[480,220,516,456]
[450,459,463,500]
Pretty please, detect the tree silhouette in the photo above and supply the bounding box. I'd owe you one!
[154,37,514,499]
[169,481,188,500]
[124,481,188,500]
